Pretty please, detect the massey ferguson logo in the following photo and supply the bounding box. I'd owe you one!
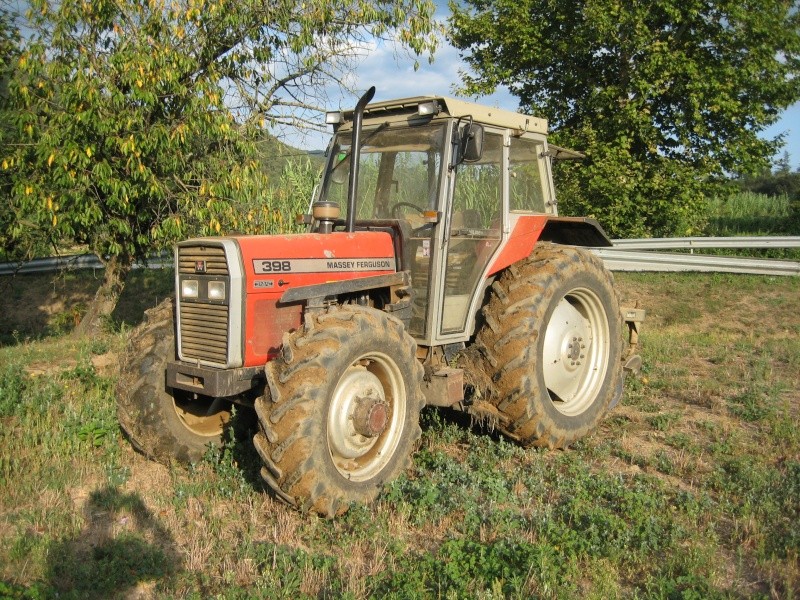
[194,260,207,273]
[253,257,396,274]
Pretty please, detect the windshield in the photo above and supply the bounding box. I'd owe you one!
[320,123,447,221]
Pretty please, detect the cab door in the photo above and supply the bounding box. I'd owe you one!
[437,129,506,337]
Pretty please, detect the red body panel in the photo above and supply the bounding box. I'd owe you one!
[488,215,548,275]
[235,232,397,367]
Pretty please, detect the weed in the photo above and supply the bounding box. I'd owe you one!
[0,362,27,417]
[647,411,682,431]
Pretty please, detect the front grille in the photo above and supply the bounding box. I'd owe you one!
[179,303,229,365]
[178,245,229,275]
[178,244,230,366]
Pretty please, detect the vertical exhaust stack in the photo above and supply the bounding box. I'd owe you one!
[346,86,376,233]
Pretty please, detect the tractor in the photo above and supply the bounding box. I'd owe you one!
[117,87,643,516]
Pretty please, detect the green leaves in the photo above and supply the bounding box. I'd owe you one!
[449,0,800,237]
[1,0,437,302]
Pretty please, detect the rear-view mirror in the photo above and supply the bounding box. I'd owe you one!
[463,123,484,162]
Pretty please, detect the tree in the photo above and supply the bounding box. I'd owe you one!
[775,150,792,175]
[1,0,438,335]
[0,9,45,263]
[449,0,800,237]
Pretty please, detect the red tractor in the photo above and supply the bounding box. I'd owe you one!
[117,88,642,516]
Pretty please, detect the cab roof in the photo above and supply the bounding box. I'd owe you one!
[341,95,548,136]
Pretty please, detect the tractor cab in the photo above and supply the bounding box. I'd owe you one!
[311,92,581,346]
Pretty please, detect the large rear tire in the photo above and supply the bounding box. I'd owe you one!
[116,299,231,463]
[253,305,424,517]
[475,243,623,448]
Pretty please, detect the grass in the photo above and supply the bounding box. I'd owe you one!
[0,269,798,598]
[0,188,798,597]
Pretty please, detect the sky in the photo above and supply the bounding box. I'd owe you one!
[288,13,800,172]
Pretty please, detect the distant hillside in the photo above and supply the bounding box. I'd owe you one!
[256,133,326,184]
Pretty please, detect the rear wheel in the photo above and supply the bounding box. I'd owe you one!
[253,305,424,517]
[116,299,231,463]
[475,243,623,448]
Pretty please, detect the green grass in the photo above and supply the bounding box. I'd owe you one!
[0,271,798,598]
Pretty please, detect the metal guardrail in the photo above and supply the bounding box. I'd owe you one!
[595,248,800,276]
[2,237,799,277]
[0,254,102,275]
[597,236,800,276]
[611,236,800,250]
[0,253,170,276]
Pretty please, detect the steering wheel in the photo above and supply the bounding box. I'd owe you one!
[391,202,426,218]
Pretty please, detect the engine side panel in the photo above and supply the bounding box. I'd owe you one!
[235,231,397,366]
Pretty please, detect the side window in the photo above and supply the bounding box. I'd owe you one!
[509,137,546,213]
[451,132,503,229]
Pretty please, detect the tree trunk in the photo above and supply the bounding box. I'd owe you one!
[72,255,131,338]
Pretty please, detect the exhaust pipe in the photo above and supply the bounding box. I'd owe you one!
[346,86,376,233]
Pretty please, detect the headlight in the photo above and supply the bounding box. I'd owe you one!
[208,281,226,301]
[181,279,199,299]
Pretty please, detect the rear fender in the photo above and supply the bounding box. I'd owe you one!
[487,215,612,276]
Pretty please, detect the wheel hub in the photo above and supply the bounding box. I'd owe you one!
[352,396,389,437]
[326,351,407,483]
[328,368,386,461]
[564,333,586,370]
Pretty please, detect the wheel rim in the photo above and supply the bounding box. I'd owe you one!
[327,352,406,482]
[542,287,610,416]
[172,394,231,437]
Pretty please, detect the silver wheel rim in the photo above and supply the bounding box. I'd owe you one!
[173,394,230,437]
[327,352,406,482]
[542,287,610,416]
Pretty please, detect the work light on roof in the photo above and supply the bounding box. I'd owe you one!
[417,101,439,116]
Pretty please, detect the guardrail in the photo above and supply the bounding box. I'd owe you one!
[2,237,799,277]
[594,236,800,276]
[0,253,170,276]
[594,248,800,276]
[610,236,800,250]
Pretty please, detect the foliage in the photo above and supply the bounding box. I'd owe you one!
[725,156,800,235]
[707,191,799,238]
[0,0,438,326]
[449,0,800,237]
[1,9,50,263]
[737,168,800,210]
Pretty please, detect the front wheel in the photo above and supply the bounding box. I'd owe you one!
[253,305,424,517]
[475,243,623,448]
[116,299,231,463]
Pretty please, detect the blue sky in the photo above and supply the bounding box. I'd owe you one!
[293,14,800,172]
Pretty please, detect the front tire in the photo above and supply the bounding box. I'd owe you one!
[116,299,231,463]
[475,243,623,448]
[253,305,424,517]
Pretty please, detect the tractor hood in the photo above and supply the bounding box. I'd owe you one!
[234,231,397,295]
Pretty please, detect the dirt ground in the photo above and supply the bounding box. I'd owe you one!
[0,269,173,344]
